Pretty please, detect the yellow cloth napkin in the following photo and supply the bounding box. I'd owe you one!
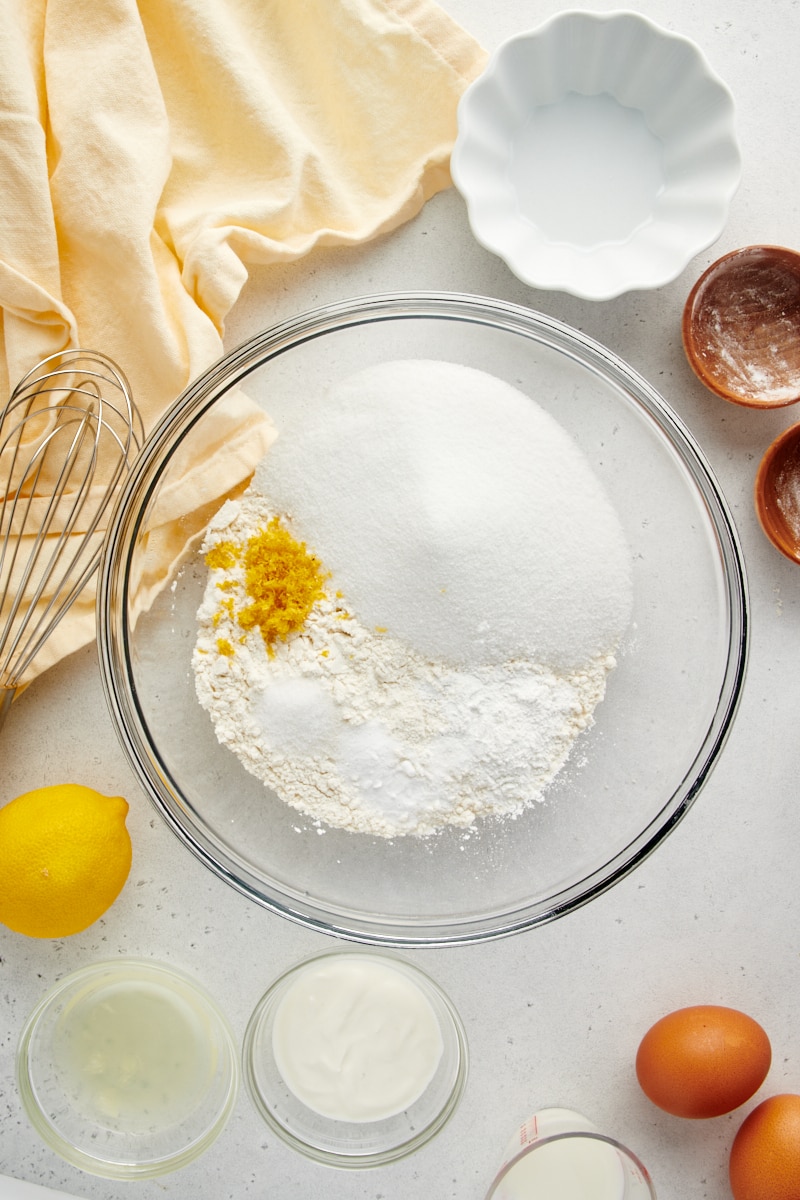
[0,0,486,687]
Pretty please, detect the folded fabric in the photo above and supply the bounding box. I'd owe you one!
[0,0,486,687]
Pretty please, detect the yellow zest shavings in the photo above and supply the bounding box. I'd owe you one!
[212,597,235,627]
[236,517,328,653]
[374,625,388,633]
[204,517,328,659]
[205,541,240,571]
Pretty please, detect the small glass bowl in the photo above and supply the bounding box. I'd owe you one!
[242,950,468,1168]
[16,959,239,1180]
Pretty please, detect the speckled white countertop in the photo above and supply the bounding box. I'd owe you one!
[3,3,800,1198]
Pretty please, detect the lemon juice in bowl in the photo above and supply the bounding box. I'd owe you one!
[16,960,238,1179]
[51,971,218,1130]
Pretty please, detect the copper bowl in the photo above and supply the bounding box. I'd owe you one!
[755,422,800,563]
[683,246,800,408]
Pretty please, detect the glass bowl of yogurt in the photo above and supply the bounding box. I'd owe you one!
[242,950,467,1167]
[97,292,748,945]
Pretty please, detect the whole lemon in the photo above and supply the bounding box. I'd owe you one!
[0,783,132,938]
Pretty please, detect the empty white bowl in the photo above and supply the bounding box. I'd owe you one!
[451,10,742,301]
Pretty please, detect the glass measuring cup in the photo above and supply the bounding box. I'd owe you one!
[485,1108,656,1199]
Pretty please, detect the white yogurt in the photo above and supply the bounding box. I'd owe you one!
[271,955,444,1122]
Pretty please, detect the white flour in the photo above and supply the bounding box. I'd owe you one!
[194,496,615,837]
[192,361,633,838]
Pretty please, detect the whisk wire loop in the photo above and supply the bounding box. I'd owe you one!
[1,409,100,678]
[0,350,144,702]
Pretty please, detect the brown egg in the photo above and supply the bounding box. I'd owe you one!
[635,1005,771,1119]
[729,1094,800,1200]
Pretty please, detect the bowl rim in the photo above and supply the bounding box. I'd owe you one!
[97,291,749,947]
[451,9,742,301]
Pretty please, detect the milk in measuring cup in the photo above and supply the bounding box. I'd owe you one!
[487,1108,655,1200]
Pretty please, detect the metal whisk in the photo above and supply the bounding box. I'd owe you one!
[0,350,144,729]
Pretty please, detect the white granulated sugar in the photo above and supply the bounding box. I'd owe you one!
[256,359,632,672]
[193,361,633,838]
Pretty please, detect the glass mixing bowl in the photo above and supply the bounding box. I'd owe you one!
[97,293,748,946]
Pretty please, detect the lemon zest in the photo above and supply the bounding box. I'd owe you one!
[205,540,240,571]
[236,517,328,652]
[213,597,235,627]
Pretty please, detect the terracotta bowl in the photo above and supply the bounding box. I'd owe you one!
[683,246,800,408]
[755,422,800,563]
